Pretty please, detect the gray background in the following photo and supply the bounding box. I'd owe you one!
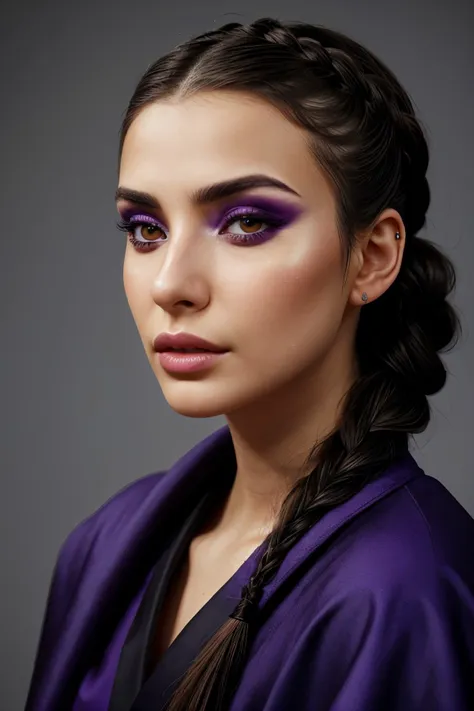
[1,0,472,708]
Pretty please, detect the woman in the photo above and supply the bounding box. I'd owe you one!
[25,16,474,711]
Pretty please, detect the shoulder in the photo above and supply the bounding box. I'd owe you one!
[403,471,474,578]
[290,466,474,650]
[27,470,168,704]
[54,469,167,581]
[281,474,474,709]
[329,468,474,599]
[297,469,474,670]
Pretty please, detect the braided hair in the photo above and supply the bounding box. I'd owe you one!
[117,17,461,711]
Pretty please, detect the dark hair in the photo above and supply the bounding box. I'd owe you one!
[117,16,461,711]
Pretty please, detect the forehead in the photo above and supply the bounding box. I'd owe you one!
[119,91,330,202]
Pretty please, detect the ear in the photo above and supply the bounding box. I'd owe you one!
[348,209,405,307]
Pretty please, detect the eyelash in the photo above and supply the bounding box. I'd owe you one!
[115,208,284,251]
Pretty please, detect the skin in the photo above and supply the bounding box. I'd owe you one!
[117,90,405,550]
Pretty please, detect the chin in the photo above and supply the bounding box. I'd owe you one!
[168,402,225,419]
[160,384,232,419]
[160,380,254,419]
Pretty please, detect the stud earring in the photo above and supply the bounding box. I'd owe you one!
[361,292,368,303]
[395,232,401,240]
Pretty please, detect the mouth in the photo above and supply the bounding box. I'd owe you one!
[156,348,229,373]
[153,332,229,354]
[163,347,219,353]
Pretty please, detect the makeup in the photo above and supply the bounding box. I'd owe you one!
[156,351,229,373]
[207,195,303,230]
[116,195,304,250]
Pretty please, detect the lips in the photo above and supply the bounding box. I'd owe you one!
[153,332,228,353]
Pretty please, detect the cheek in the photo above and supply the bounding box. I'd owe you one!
[226,239,345,360]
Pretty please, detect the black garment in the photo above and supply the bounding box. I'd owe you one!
[108,485,245,711]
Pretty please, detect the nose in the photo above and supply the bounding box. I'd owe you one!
[151,229,212,314]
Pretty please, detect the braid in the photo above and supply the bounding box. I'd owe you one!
[119,16,462,711]
[233,381,419,630]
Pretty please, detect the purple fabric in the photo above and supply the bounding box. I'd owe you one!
[71,568,153,711]
[25,426,474,710]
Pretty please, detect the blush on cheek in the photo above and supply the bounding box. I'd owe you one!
[258,245,344,335]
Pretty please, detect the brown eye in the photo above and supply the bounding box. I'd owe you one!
[140,224,162,241]
[239,217,265,233]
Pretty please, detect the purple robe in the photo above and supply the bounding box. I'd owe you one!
[25,426,474,710]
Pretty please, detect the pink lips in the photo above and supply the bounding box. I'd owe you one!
[157,351,228,373]
[153,332,228,353]
[153,332,229,373]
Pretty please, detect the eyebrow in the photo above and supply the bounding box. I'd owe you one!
[115,174,301,208]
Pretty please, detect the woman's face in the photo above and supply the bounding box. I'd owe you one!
[118,91,360,419]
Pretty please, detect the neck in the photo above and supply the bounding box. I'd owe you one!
[213,348,358,543]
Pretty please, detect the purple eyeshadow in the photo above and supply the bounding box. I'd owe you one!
[119,207,162,225]
[208,196,303,230]
[117,194,304,247]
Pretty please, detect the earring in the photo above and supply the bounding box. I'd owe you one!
[361,292,368,303]
[395,232,401,240]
